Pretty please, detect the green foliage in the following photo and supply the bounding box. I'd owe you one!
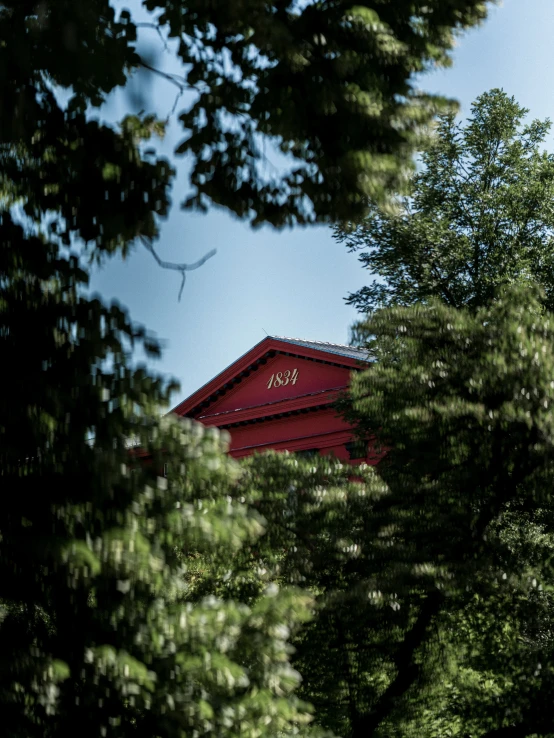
[0,2,502,736]
[337,89,554,315]
[1,223,323,736]
[0,0,494,235]
[233,288,554,737]
[326,88,554,737]
[165,0,494,224]
[345,287,554,737]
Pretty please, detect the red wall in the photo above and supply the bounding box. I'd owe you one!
[228,408,352,456]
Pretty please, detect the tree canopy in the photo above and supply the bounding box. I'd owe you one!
[1,225,332,737]
[1,0,494,237]
[0,2,511,737]
[226,89,554,737]
[241,287,554,738]
[348,286,554,738]
[337,89,554,314]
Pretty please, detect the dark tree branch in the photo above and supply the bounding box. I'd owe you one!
[141,237,216,300]
[351,589,443,738]
[430,262,459,308]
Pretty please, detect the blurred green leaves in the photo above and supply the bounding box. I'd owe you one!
[0,3,504,737]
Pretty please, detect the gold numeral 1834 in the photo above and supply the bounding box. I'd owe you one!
[267,368,299,389]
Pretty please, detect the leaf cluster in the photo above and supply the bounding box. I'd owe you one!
[338,89,554,314]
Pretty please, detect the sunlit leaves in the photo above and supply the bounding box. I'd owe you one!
[338,89,554,315]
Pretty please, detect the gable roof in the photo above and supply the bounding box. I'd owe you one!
[270,336,369,362]
[171,335,369,418]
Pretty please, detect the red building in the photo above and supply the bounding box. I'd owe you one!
[172,336,379,465]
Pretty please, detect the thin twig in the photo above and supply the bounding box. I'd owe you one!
[135,22,169,52]
[141,237,216,300]
[137,59,191,93]
[168,88,184,119]
[137,58,191,120]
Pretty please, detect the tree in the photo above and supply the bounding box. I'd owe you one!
[0,0,495,237]
[240,287,554,738]
[323,90,554,737]
[347,287,554,738]
[0,2,499,735]
[336,89,554,314]
[1,224,329,737]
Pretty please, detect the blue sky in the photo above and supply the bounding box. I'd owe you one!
[92,0,554,404]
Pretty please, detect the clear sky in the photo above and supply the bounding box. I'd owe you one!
[91,0,554,404]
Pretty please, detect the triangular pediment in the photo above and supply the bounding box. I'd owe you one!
[202,354,350,417]
[172,336,367,422]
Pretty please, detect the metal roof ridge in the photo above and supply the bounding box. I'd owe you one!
[269,336,369,359]
[270,335,364,351]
